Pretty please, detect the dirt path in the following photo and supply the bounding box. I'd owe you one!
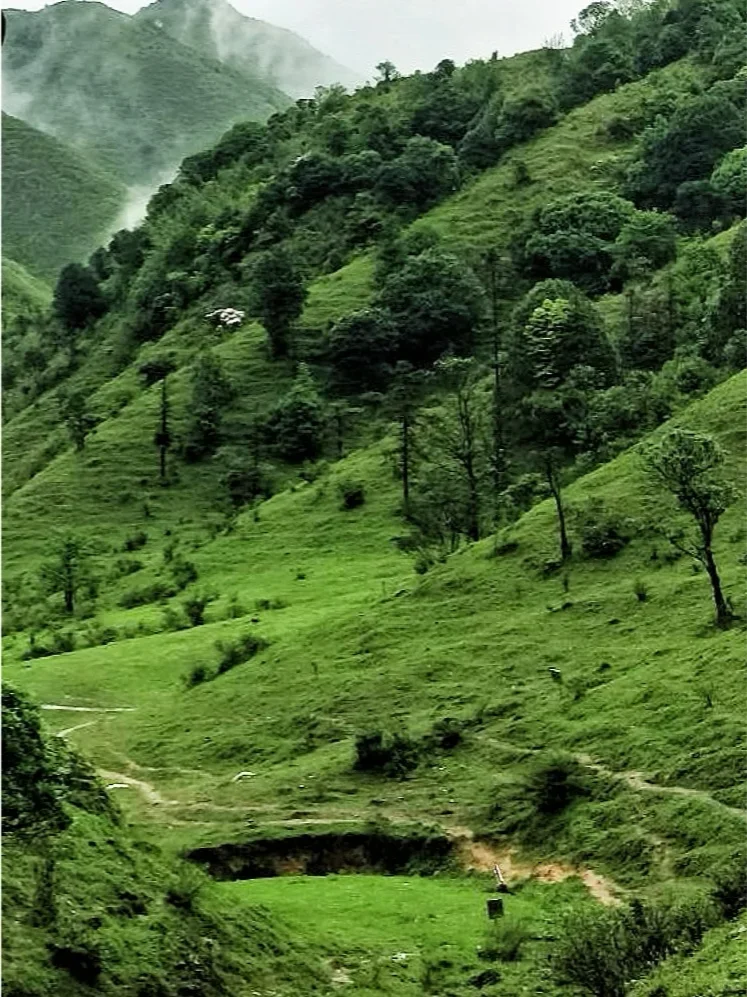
[42,704,136,713]
[98,770,177,806]
[448,828,620,906]
[576,755,747,822]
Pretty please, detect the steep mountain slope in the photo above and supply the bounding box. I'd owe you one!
[1,114,126,279]
[2,256,52,323]
[2,0,290,187]
[137,0,364,98]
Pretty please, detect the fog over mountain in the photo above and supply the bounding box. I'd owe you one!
[8,0,585,75]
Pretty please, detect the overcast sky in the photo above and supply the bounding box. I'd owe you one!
[8,0,584,75]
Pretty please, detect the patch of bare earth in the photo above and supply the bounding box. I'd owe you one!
[449,828,620,906]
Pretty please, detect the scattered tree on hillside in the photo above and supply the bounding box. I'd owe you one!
[413,357,491,543]
[39,534,92,615]
[183,354,233,462]
[375,61,400,86]
[325,307,399,392]
[53,263,107,338]
[509,284,615,395]
[377,248,486,367]
[482,249,512,501]
[251,247,307,358]
[154,375,171,483]
[265,364,326,462]
[644,429,734,627]
[387,362,430,514]
[517,391,576,562]
[60,390,97,451]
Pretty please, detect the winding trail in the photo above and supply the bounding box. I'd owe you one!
[575,754,747,823]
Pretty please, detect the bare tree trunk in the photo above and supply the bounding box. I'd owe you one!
[703,543,730,627]
[545,458,571,562]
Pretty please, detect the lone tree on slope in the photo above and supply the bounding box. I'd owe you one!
[644,429,734,628]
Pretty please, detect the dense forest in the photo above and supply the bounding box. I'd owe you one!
[3,0,747,995]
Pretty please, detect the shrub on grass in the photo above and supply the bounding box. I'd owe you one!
[526,753,591,815]
[215,632,269,675]
[481,916,530,962]
[552,894,719,997]
[712,849,747,919]
[170,558,198,591]
[185,663,211,688]
[354,730,420,778]
[119,582,175,609]
[182,594,212,628]
[122,531,148,552]
[338,479,366,510]
[574,500,630,559]
[633,578,650,602]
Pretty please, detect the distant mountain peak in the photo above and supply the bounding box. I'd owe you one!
[137,0,363,98]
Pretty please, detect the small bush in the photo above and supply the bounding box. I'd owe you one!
[574,501,630,559]
[119,582,175,609]
[526,753,591,815]
[338,479,366,510]
[552,895,719,997]
[215,632,269,675]
[428,717,464,750]
[185,663,211,688]
[481,916,530,963]
[170,558,198,591]
[712,849,747,919]
[354,730,420,778]
[165,869,204,911]
[112,557,143,578]
[182,594,212,628]
[633,578,649,603]
[122,531,148,552]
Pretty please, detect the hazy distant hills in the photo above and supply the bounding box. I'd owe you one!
[2,0,290,187]
[136,0,364,99]
[1,113,126,280]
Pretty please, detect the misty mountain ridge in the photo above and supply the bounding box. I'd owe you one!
[2,0,290,187]
[136,0,364,98]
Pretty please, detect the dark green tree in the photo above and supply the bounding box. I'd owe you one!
[520,191,636,293]
[183,354,233,462]
[625,90,744,211]
[516,391,577,562]
[325,307,399,392]
[377,248,486,367]
[251,247,307,358]
[40,534,92,614]
[53,263,107,337]
[509,283,615,394]
[377,136,460,212]
[644,429,734,627]
[60,390,97,451]
[265,364,326,462]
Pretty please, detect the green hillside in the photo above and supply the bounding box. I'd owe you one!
[2,256,52,321]
[2,0,290,187]
[3,0,747,993]
[136,0,363,98]
[1,115,126,280]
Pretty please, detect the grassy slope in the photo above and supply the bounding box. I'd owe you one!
[6,373,746,887]
[3,778,325,997]
[2,257,52,320]
[1,115,127,280]
[2,2,290,188]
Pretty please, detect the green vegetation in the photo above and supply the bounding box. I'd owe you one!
[3,0,746,992]
[1,114,126,280]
